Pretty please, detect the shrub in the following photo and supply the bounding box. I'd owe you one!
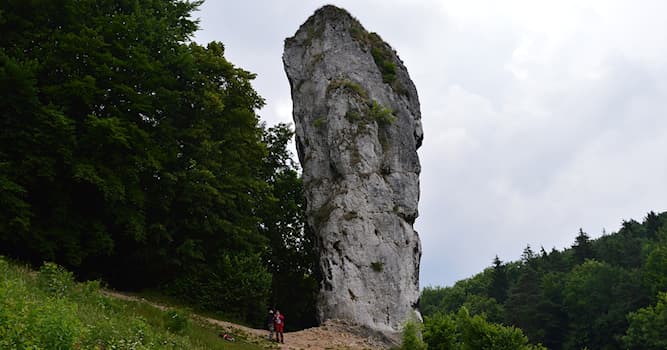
[368,100,397,125]
[165,309,191,334]
[327,79,368,99]
[401,319,426,350]
[370,261,384,272]
[37,262,75,298]
[423,307,546,350]
[1,262,81,349]
[622,292,667,350]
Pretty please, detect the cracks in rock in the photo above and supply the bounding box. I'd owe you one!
[348,289,357,301]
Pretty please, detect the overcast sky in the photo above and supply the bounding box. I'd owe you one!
[193,0,667,288]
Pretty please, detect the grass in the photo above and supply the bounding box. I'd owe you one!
[348,22,407,95]
[0,256,268,350]
[327,79,369,100]
[370,261,384,272]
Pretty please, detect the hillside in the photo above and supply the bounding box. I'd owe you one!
[0,257,385,350]
[420,211,667,349]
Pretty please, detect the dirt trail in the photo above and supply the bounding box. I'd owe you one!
[103,291,386,350]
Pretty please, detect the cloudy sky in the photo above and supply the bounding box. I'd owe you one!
[193,0,667,287]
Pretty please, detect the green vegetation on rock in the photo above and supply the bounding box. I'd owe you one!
[349,22,406,95]
[327,79,396,127]
[369,100,398,125]
[370,261,384,272]
[328,78,369,99]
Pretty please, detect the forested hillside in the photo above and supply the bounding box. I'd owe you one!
[0,0,316,328]
[421,211,667,349]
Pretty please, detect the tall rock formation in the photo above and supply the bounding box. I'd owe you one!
[283,5,423,338]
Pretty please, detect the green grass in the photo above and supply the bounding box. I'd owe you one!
[0,256,267,350]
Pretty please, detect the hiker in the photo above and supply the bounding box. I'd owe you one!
[266,308,275,340]
[274,309,285,343]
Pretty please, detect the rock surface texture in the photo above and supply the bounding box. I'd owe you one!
[283,5,423,340]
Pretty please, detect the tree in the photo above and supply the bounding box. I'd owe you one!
[423,312,459,350]
[562,260,643,350]
[259,124,318,330]
[423,308,545,350]
[0,0,292,325]
[504,265,543,343]
[536,272,568,349]
[572,229,594,264]
[643,244,667,298]
[489,255,508,304]
[623,292,667,350]
[401,319,427,350]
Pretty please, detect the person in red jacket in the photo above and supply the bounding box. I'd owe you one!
[274,309,285,343]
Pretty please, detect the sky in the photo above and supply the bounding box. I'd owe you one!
[193,0,667,288]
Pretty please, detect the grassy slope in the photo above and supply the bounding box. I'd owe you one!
[0,257,268,350]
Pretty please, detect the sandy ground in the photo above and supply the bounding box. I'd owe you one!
[103,291,386,350]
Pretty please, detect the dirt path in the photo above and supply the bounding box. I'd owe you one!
[102,290,386,350]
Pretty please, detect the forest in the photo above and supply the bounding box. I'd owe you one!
[421,211,667,349]
[2,1,667,349]
[0,0,318,329]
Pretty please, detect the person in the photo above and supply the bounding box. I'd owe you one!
[266,308,275,340]
[274,309,285,343]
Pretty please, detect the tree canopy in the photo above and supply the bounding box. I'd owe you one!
[0,0,315,327]
[421,211,667,349]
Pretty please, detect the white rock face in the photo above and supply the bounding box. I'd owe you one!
[283,5,423,339]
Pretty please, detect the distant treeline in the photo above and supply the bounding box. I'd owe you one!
[421,211,667,349]
[0,0,317,328]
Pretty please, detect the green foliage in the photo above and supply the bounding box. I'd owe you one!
[371,45,398,84]
[0,262,81,349]
[423,308,545,350]
[164,309,191,334]
[344,100,397,126]
[421,211,667,350]
[37,261,75,298]
[0,258,265,349]
[623,292,667,350]
[423,312,458,350]
[572,229,595,264]
[644,244,667,296]
[313,116,326,127]
[327,79,396,127]
[369,100,398,124]
[348,23,400,87]
[0,0,311,327]
[371,261,385,272]
[400,319,426,350]
[170,252,271,326]
[327,78,369,99]
[259,125,319,330]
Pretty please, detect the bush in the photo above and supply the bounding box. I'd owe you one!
[168,252,271,325]
[401,319,426,350]
[37,261,75,297]
[165,309,190,334]
[0,258,228,349]
[1,262,81,349]
[623,292,667,350]
[423,307,546,350]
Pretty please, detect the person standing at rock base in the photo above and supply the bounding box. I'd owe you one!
[274,310,285,343]
[266,308,275,340]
